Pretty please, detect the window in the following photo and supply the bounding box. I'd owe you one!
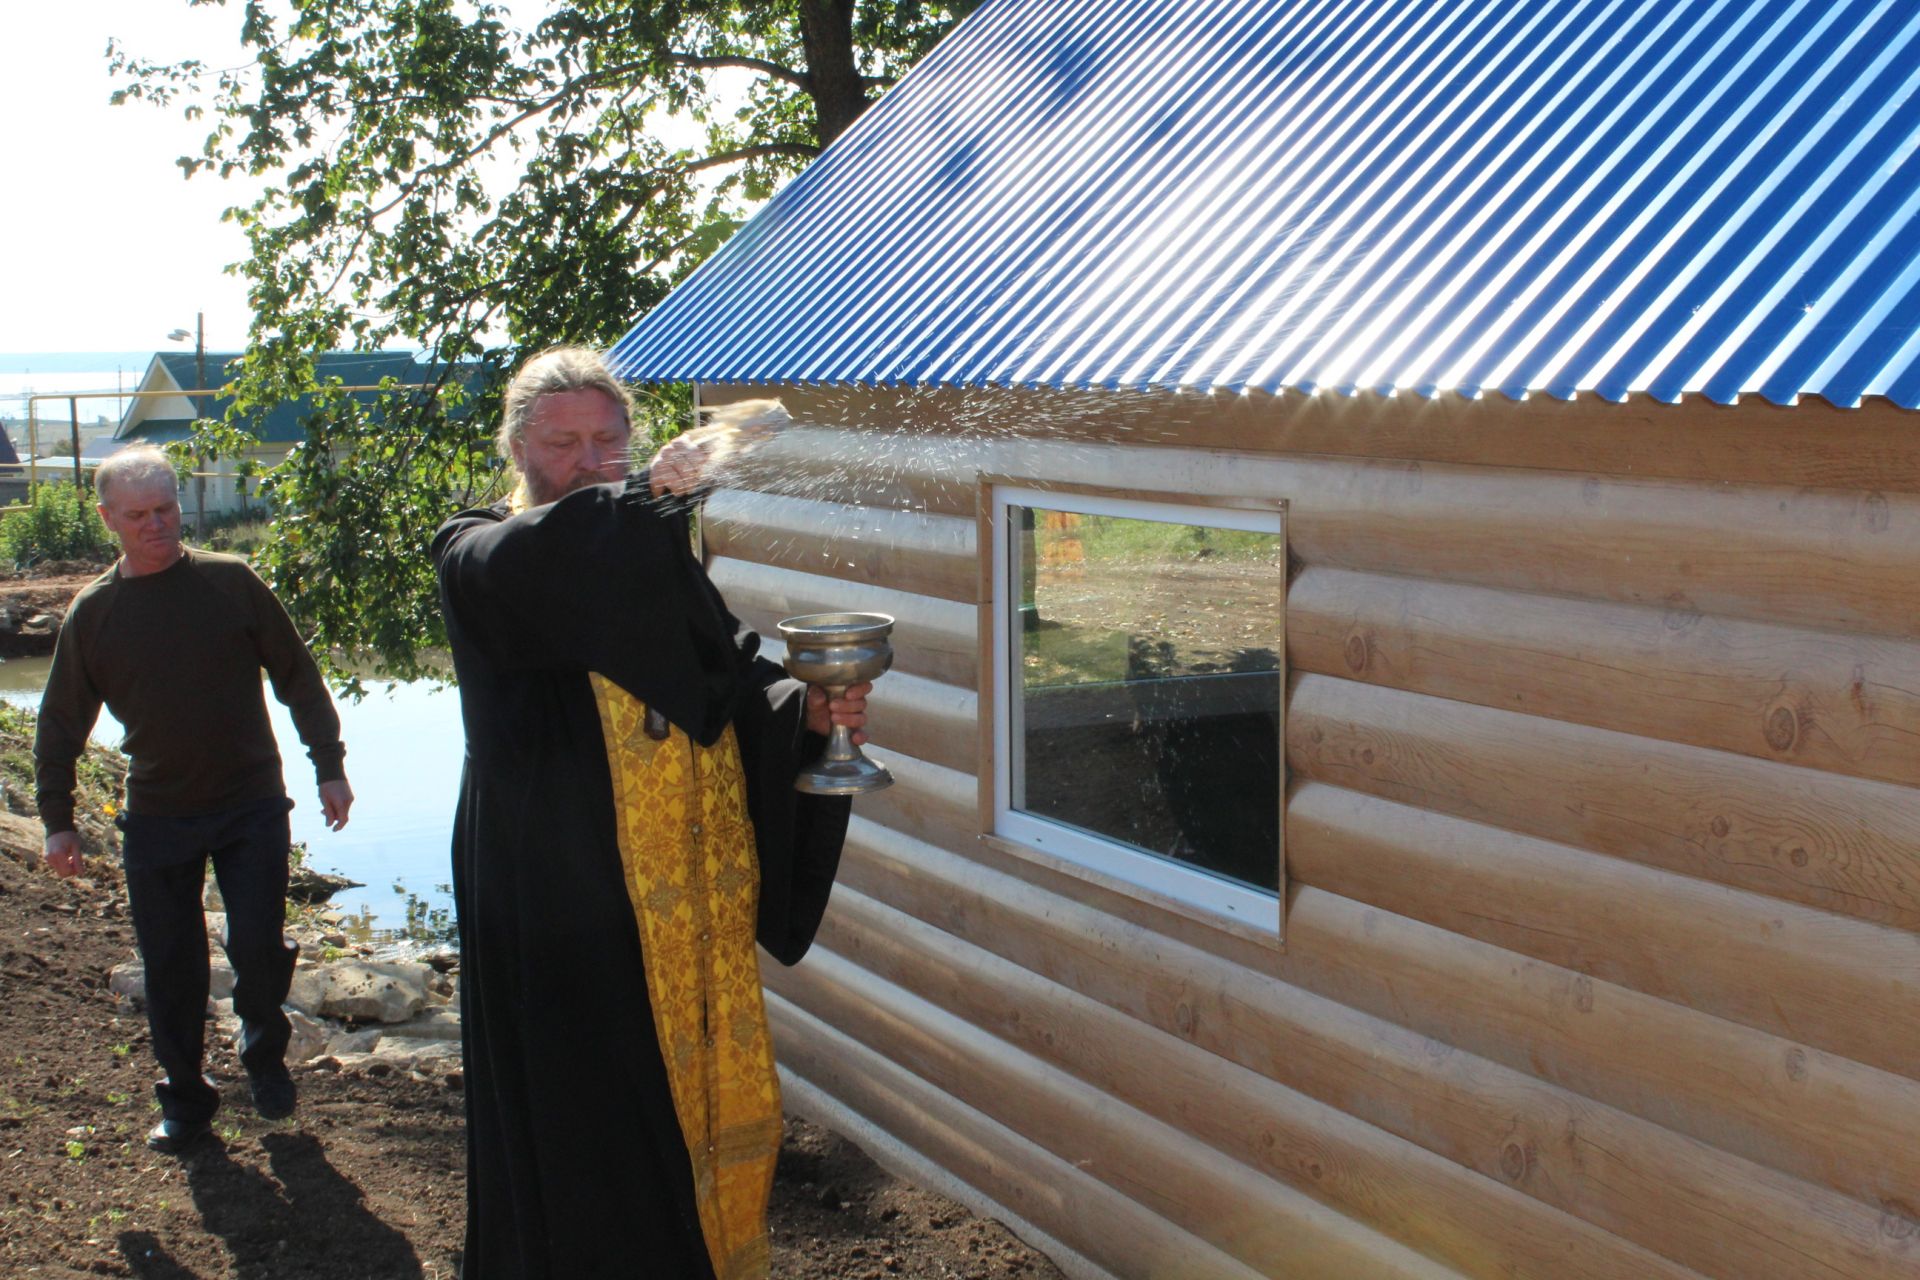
[986,481,1286,939]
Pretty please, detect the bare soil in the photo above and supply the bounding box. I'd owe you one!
[0,566,105,658]
[0,846,1065,1280]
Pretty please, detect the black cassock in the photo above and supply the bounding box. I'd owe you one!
[432,474,850,1279]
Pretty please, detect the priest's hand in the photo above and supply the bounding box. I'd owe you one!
[648,430,717,497]
[806,681,871,743]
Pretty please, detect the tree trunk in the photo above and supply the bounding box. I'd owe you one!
[797,0,867,145]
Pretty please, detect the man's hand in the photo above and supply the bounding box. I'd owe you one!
[805,681,871,741]
[319,779,355,832]
[648,430,718,498]
[647,412,785,498]
[43,831,82,879]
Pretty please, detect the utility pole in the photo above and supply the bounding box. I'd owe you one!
[194,312,207,538]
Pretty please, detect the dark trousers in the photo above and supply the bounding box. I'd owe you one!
[121,799,298,1125]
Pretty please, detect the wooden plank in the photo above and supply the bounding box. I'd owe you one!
[1289,567,1920,789]
[1280,885,1920,1236]
[755,640,977,774]
[811,885,1704,1280]
[707,556,978,688]
[933,810,1920,1213]
[1289,781,1920,1114]
[706,383,1920,495]
[1287,673,1920,940]
[771,953,1463,1280]
[776,1073,1121,1280]
[714,431,1920,640]
[827,825,1919,1279]
[704,488,977,601]
[847,750,979,854]
[771,1002,1286,1280]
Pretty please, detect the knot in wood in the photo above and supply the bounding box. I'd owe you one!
[1764,704,1799,752]
[1500,1143,1529,1181]
[1343,633,1369,674]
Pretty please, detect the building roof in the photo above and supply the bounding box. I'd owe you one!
[119,351,474,443]
[610,0,1920,409]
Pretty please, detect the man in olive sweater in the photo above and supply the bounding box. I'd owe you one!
[35,444,354,1154]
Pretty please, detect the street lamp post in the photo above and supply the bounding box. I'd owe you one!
[166,312,209,536]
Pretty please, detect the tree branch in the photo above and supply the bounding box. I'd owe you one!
[667,52,810,91]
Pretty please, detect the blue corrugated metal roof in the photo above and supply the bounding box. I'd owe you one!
[610,0,1920,409]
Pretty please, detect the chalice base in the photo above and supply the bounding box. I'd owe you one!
[796,753,894,796]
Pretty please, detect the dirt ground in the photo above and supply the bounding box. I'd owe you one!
[0,566,103,659]
[0,843,1065,1280]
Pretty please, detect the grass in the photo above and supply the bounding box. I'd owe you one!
[0,703,127,855]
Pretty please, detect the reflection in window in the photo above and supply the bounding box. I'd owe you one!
[1008,503,1283,895]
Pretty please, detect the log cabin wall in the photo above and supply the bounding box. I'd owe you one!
[701,383,1920,1280]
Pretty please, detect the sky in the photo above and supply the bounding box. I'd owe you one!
[3,3,263,353]
[1,2,721,360]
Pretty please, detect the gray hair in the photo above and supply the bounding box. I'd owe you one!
[496,347,634,461]
[95,444,179,506]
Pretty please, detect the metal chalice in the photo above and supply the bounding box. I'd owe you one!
[777,611,895,796]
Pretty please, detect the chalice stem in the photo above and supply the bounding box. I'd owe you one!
[820,687,859,763]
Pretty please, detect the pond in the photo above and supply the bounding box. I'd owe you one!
[0,656,464,938]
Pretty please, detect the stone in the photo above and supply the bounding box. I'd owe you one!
[211,998,241,1041]
[327,1026,384,1057]
[285,966,331,1016]
[204,912,227,944]
[285,1008,330,1064]
[287,864,362,904]
[318,960,432,1024]
[372,1036,461,1070]
[207,958,236,1001]
[108,961,143,1007]
[388,1005,461,1042]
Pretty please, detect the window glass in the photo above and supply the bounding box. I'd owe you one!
[1006,500,1283,897]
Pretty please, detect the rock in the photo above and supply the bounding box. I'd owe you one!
[327,1026,384,1057]
[203,912,227,944]
[388,1005,461,1042]
[208,958,236,1001]
[211,998,241,1041]
[287,864,362,905]
[108,961,143,1005]
[420,948,460,973]
[315,960,431,1024]
[286,1008,329,1063]
[286,966,330,1016]
[371,1036,461,1069]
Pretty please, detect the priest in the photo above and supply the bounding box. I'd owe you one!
[432,347,869,1279]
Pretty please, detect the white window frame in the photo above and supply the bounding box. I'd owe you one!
[984,479,1287,943]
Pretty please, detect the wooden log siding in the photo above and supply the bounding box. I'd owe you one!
[771,956,1461,1280]
[704,386,1920,497]
[1288,566,1920,788]
[707,556,979,688]
[716,434,1920,641]
[694,391,1920,1278]
[804,886,1701,1280]
[1289,674,1920,942]
[825,823,1919,1280]
[771,1004,1309,1280]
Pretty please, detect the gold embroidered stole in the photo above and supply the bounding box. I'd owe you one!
[589,674,781,1280]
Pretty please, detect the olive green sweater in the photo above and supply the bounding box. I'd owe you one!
[34,548,345,835]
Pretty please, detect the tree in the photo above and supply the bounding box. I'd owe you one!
[112,0,975,687]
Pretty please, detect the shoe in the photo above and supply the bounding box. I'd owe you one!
[146,1117,211,1154]
[249,1073,297,1120]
